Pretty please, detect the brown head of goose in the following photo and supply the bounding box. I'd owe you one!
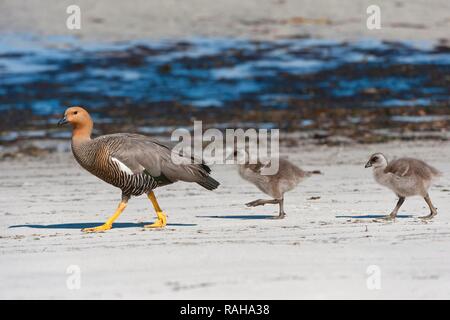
[365,153,441,220]
[58,106,220,232]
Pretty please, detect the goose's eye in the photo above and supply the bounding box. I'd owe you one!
[372,156,379,162]
[73,111,78,115]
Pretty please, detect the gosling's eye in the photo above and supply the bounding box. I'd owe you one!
[372,156,379,161]
[73,111,78,115]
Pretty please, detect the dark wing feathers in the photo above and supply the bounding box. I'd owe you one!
[102,133,219,189]
[385,158,441,180]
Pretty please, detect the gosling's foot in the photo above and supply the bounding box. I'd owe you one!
[246,200,264,207]
[382,214,396,221]
[82,223,112,233]
[272,213,286,220]
[144,212,167,228]
[419,212,437,220]
[373,214,396,222]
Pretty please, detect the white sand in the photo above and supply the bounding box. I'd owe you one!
[1,140,449,299]
[1,0,449,42]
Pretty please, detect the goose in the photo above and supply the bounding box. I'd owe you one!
[58,106,219,232]
[365,153,441,220]
[235,150,317,219]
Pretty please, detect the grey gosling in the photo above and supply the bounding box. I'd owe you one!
[365,153,441,220]
[236,151,318,219]
[58,106,219,232]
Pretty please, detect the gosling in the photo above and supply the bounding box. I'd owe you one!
[365,153,442,220]
[237,152,317,219]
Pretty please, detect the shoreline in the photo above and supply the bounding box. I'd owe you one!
[2,127,449,160]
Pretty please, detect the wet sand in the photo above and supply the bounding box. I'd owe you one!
[1,140,449,299]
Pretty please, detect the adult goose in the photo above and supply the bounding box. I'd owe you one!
[58,106,219,232]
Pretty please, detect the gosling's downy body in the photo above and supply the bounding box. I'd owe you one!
[238,157,313,219]
[58,106,219,232]
[365,153,441,220]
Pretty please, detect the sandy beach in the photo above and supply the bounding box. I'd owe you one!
[1,0,449,42]
[1,140,449,299]
[1,0,449,301]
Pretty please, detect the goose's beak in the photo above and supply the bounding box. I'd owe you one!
[58,116,68,126]
[365,161,372,168]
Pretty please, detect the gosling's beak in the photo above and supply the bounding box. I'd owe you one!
[58,116,68,126]
[365,161,372,168]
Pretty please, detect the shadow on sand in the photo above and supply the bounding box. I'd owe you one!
[198,214,275,220]
[9,222,196,229]
[335,214,413,219]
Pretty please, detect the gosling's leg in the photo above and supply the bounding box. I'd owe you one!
[82,195,129,233]
[420,194,437,220]
[274,197,286,220]
[144,191,167,228]
[383,196,405,220]
[246,199,280,207]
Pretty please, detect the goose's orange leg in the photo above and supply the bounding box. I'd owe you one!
[145,191,167,228]
[82,199,128,233]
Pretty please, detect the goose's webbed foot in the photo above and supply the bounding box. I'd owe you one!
[144,211,167,228]
[82,223,112,233]
[81,199,128,233]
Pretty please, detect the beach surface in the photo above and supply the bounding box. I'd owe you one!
[1,0,450,42]
[1,140,449,299]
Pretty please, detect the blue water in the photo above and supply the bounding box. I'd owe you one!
[0,34,450,117]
